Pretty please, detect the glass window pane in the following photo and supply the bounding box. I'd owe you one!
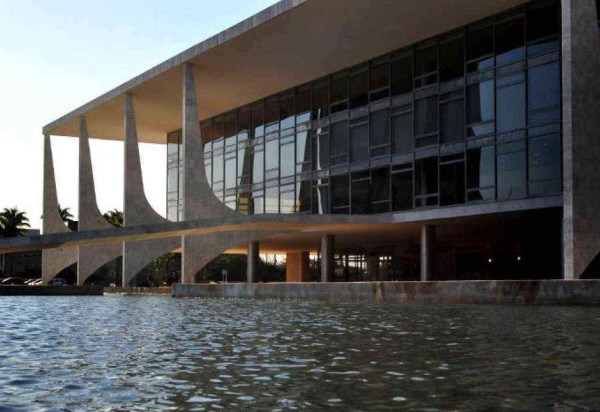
[225,113,236,144]
[331,76,348,113]
[296,180,311,213]
[252,149,264,184]
[312,128,329,171]
[332,175,350,212]
[497,75,526,133]
[349,71,368,109]
[467,26,494,71]
[331,121,349,165]
[252,102,265,138]
[213,152,224,183]
[467,80,495,136]
[391,170,413,211]
[312,83,328,119]
[467,146,495,195]
[237,108,250,136]
[252,194,264,214]
[281,142,295,178]
[265,139,279,177]
[440,98,465,143]
[529,134,561,195]
[296,88,311,124]
[238,143,251,186]
[528,62,560,126]
[415,157,439,196]
[225,156,236,189]
[496,16,525,65]
[351,177,371,214]
[350,123,369,163]
[312,181,329,214]
[370,109,390,149]
[527,1,559,55]
[440,161,465,205]
[265,97,279,134]
[213,116,225,141]
[391,56,412,96]
[280,95,295,131]
[415,96,438,136]
[296,131,311,173]
[372,167,390,202]
[392,112,413,153]
[280,186,295,214]
[497,145,526,200]
[265,186,279,213]
[370,62,390,101]
[415,46,438,87]
[440,38,465,82]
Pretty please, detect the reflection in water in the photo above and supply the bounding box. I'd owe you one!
[0,296,600,410]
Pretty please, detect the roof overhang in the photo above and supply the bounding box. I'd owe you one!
[43,0,529,143]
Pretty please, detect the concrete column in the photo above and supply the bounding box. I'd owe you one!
[41,134,77,284]
[247,241,259,283]
[561,0,600,279]
[321,234,334,282]
[286,251,310,282]
[77,115,122,285]
[366,255,380,281]
[420,225,435,281]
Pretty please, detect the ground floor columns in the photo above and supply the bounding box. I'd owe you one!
[286,251,310,282]
[420,225,435,281]
[321,235,334,282]
[366,255,380,280]
[247,242,259,283]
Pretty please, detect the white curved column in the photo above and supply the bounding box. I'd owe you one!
[77,116,122,285]
[41,134,77,284]
[122,94,179,286]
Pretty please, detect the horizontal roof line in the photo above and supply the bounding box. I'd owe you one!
[42,0,307,135]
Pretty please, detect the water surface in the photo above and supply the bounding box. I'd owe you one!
[1,296,599,410]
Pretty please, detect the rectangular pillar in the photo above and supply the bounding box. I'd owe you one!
[420,225,435,281]
[561,0,600,279]
[286,251,310,282]
[321,234,334,282]
[247,241,259,283]
[366,255,380,281]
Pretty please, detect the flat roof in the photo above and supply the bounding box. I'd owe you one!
[44,0,528,143]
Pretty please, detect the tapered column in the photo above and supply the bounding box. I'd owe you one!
[122,94,179,286]
[41,134,77,284]
[321,235,334,282]
[247,242,260,283]
[561,0,600,278]
[420,225,435,281]
[77,116,122,285]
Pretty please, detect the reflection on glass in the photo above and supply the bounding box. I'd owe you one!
[528,62,560,126]
[529,133,561,195]
[392,111,413,153]
[440,99,465,143]
[497,74,526,133]
[350,123,369,163]
[467,146,495,202]
[496,17,525,65]
[467,80,494,136]
[497,142,526,200]
[280,141,295,178]
[265,186,279,213]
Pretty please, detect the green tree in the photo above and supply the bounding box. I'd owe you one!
[0,207,31,238]
[103,209,124,228]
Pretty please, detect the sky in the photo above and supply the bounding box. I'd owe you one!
[0,0,276,229]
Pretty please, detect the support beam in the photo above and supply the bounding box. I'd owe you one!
[41,134,77,284]
[420,225,435,281]
[122,94,179,286]
[247,241,259,283]
[77,115,122,285]
[286,251,310,282]
[561,0,600,279]
[321,234,334,282]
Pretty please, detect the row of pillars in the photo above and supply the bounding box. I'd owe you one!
[245,226,435,283]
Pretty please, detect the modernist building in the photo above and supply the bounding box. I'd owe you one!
[28,0,600,285]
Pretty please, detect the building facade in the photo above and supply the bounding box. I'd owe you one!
[18,0,600,285]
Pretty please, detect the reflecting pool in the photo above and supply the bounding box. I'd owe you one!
[1,296,599,410]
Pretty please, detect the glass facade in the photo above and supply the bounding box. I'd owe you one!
[167,0,562,219]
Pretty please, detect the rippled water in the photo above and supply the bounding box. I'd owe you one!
[1,296,600,410]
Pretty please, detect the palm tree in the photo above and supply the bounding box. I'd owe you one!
[103,209,123,228]
[58,205,78,231]
[0,207,31,238]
